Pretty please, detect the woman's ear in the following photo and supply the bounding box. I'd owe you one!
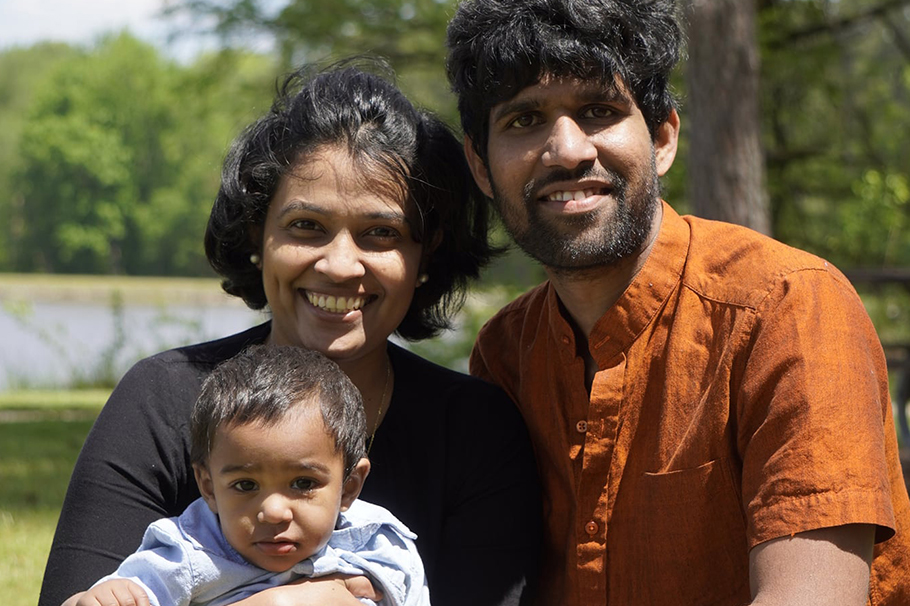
[339,458,371,512]
[193,463,219,515]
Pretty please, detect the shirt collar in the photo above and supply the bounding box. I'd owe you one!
[546,201,689,365]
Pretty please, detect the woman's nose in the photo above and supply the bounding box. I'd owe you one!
[257,494,293,525]
[313,232,367,281]
[541,116,598,169]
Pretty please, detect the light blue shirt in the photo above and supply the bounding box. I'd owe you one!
[93,498,430,606]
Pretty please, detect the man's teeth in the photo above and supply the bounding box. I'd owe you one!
[306,292,366,313]
[548,189,599,202]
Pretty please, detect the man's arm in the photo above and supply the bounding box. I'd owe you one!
[749,524,874,605]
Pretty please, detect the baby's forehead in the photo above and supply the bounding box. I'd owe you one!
[209,405,344,468]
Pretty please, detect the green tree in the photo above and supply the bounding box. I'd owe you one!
[759,0,910,267]
[9,35,278,275]
[0,43,81,271]
[167,0,459,119]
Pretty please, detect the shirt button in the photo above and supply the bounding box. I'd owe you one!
[576,420,588,433]
[561,335,570,345]
[585,521,598,536]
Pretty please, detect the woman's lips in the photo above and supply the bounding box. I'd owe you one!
[304,290,373,314]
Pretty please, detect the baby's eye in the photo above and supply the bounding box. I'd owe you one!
[232,480,258,492]
[291,478,317,491]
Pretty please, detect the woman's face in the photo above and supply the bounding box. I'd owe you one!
[260,145,423,364]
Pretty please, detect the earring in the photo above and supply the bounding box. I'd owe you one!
[250,253,261,266]
[416,274,429,286]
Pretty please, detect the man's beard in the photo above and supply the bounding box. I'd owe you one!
[490,156,661,271]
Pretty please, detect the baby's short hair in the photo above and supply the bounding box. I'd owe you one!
[191,345,367,476]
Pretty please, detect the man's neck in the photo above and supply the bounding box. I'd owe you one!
[545,204,663,340]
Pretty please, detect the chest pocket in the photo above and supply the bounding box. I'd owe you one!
[608,459,751,606]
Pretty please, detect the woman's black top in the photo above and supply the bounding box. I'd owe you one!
[38,323,540,606]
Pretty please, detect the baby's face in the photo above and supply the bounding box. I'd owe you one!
[195,404,355,572]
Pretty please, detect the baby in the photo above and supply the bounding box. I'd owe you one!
[74,344,429,606]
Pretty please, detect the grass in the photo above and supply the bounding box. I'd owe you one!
[0,392,104,606]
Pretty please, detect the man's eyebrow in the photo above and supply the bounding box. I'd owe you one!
[491,98,541,125]
[577,83,631,105]
[490,83,633,124]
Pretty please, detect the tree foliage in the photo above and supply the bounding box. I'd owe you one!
[760,0,910,267]
[1,0,909,282]
[5,34,278,275]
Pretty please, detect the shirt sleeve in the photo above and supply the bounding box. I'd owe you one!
[92,518,196,606]
[737,266,897,548]
[38,356,201,606]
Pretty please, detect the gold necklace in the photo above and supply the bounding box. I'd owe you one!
[366,359,391,456]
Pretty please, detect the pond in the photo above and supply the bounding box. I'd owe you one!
[0,277,268,391]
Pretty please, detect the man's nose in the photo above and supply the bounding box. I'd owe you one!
[541,116,598,170]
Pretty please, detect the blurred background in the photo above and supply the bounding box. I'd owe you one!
[1,0,909,602]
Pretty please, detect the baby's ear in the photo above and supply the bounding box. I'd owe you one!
[193,463,219,515]
[339,458,371,512]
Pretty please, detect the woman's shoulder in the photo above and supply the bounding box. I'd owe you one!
[111,322,270,407]
[389,343,505,399]
[388,343,522,428]
[150,322,270,367]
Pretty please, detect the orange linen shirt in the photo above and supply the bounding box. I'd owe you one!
[471,203,910,606]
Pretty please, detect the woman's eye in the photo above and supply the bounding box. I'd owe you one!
[366,226,400,240]
[291,478,316,491]
[288,219,321,232]
[509,114,540,129]
[232,480,257,492]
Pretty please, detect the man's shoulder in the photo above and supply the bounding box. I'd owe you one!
[680,214,848,308]
[477,282,551,339]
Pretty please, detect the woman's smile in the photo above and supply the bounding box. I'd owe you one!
[303,289,372,314]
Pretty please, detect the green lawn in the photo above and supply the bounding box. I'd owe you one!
[0,391,104,606]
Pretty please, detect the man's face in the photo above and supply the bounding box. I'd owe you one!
[466,75,678,270]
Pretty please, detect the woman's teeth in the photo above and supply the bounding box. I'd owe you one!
[306,292,367,313]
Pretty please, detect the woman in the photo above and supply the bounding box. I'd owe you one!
[41,62,540,606]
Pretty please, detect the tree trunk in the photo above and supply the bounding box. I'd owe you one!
[685,0,771,235]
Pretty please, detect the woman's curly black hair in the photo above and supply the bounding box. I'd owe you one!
[204,59,499,340]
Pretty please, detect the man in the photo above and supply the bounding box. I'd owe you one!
[446,0,910,604]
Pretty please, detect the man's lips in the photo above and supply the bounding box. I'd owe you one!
[536,186,612,213]
[543,187,608,202]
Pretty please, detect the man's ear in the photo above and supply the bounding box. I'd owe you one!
[340,458,371,512]
[193,463,219,515]
[655,108,680,177]
[463,136,494,199]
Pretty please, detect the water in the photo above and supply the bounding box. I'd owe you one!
[0,298,268,391]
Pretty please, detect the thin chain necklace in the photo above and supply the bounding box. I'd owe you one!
[366,358,391,456]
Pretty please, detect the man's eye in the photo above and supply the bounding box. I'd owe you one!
[232,480,257,492]
[292,478,316,491]
[582,106,614,119]
[509,114,540,129]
